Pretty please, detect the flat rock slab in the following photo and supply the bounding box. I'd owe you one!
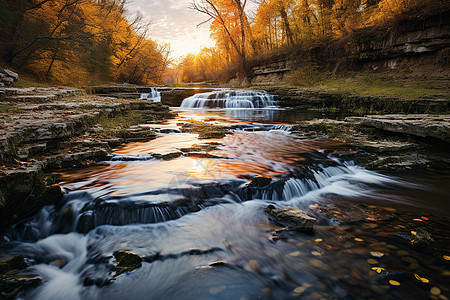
[354,139,417,153]
[265,205,316,232]
[354,114,450,141]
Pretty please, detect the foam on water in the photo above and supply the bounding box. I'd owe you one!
[140,88,161,102]
[180,90,277,109]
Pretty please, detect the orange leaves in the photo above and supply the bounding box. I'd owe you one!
[414,274,430,283]
[371,267,384,273]
[389,280,401,286]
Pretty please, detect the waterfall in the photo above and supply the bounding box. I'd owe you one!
[140,88,161,102]
[180,90,277,109]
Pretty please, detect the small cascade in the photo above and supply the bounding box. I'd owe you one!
[140,88,161,102]
[180,90,277,109]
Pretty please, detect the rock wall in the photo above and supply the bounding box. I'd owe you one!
[250,10,450,83]
[349,10,450,77]
[264,87,449,114]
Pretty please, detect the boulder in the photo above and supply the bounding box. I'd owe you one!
[264,205,316,232]
[250,176,272,187]
[0,69,19,81]
[411,228,433,246]
[0,69,19,86]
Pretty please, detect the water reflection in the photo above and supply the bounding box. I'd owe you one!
[2,109,449,300]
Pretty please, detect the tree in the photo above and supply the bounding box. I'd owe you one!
[191,0,253,82]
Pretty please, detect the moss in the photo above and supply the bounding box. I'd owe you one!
[180,121,228,139]
[0,255,28,275]
[0,104,23,114]
[250,176,272,187]
[310,74,445,101]
[111,250,142,278]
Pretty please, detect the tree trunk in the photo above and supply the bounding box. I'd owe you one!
[4,13,24,65]
[278,3,294,46]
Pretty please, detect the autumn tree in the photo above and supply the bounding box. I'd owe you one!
[0,0,169,85]
[191,0,254,83]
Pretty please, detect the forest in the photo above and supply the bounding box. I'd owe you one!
[178,0,445,83]
[0,0,446,85]
[0,0,170,85]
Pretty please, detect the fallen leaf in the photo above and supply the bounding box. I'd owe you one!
[354,238,364,242]
[289,251,301,257]
[430,287,441,295]
[421,216,429,221]
[370,251,384,257]
[293,287,305,294]
[411,231,417,236]
[311,251,321,256]
[413,219,423,222]
[389,280,401,286]
[314,238,323,242]
[414,273,429,283]
[443,255,450,261]
[372,267,385,273]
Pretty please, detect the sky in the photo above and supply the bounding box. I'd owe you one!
[129,0,215,61]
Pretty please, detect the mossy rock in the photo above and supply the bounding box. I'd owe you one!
[111,250,142,278]
[0,256,28,275]
[265,205,316,232]
[249,176,272,187]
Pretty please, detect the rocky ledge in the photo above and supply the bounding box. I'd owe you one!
[0,87,175,229]
[290,114,449,170]
[350,114,450,141]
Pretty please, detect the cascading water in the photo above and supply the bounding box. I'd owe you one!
[140,87,161,102]
[180,90,277,108]
[1,108,448,300]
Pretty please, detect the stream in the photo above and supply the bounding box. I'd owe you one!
[1,90,449,299]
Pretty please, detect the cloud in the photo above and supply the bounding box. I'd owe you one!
[128,0,214,59]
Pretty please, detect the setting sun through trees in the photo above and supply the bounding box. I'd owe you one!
[178,0,443,83]
[0,0,170,85]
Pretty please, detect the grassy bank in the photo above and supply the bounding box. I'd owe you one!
[287,72,449,100]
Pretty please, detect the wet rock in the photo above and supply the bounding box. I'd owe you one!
[0,273,43,299]
[249,176,272,187]
[0,255,43,299]
[411,228,433,246]
[198,131,226,139]
[0,256,28,274]
[180,122,228,139]
[44,149,109,169]
[0,168,64,228]
[160,152,183,160]
[116,126,157,142]
[355,114,450,142]
[111,250,143,277]
[264,205,316,232]
[318,203,397,224]
[76,211,96,234]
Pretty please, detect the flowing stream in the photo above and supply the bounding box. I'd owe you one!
[1,92,449,299]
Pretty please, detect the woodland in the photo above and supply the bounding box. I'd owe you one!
[0,0,446,85]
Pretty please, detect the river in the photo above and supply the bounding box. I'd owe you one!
[1,91,449,299]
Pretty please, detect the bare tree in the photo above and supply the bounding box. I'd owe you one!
[191,0,252,82]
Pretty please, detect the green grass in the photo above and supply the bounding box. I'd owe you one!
[96,111,147,131]
[15,78,50,88]
[316,76,444,100]
[0,103,23,113]
[289,72,447,100]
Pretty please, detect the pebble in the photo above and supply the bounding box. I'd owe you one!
[431,287,441,296]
